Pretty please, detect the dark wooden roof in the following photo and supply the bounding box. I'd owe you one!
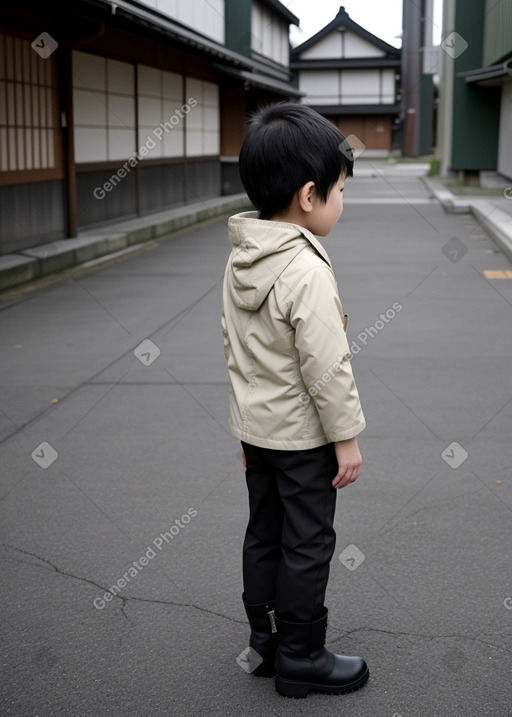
[260,0,300,27]
[290,58,401,70]
[306,103,401,116]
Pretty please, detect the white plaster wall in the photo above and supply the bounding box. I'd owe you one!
[299,70,339,104]
[344,32,385,58]
[300,32,342,59]
[252,1,289,65]
[300,30,385,60]
[139,0,225,45]
[342,69,380,103]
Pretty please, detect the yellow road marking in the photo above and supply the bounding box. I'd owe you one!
[484,270,512,279]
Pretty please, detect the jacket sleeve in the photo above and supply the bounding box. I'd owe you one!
[288,264,366,442]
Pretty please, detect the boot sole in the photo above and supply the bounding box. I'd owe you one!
[275,666,369,698]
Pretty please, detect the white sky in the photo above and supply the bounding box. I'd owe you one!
[287,0,444,49]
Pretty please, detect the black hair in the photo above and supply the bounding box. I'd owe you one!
[238,102,354,220]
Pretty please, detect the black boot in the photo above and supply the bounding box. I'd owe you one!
[242,594,278,677]
[275,607,369,698]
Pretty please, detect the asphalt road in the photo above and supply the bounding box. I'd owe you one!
[1,168,511,716]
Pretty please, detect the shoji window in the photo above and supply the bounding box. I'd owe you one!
[137,64,184,158]
[0,32,61,179]
[185,78,219,157]
[73,51,136,163]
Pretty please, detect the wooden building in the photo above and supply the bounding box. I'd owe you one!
[0,0,300,254]
[291,6,401,155]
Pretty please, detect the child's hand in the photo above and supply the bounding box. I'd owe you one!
[241,449,247,472]
[332,437,362,489]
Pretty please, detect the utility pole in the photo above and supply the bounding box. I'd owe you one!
[401,0,435,156]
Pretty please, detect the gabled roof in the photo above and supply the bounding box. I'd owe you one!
[261,0,300,26]
[291,5,400,58]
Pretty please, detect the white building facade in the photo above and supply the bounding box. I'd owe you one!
[291,6,401,154]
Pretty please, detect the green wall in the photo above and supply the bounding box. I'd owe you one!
[483,0,512,66]
[225,0,252,58]
[451,0,500,171]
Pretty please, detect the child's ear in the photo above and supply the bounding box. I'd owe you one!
[297,181,316,213]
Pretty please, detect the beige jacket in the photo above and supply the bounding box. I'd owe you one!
[221,211,365,450]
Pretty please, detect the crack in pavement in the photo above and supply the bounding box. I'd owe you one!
[2,544,246,625]
[4,545,511,658]
[329,625,512,655]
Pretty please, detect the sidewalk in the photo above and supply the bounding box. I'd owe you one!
[0,193,251,293]
[423,177,512,262]
[352,160,431,178]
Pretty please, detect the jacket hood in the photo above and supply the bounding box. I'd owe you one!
[226,211,332,311]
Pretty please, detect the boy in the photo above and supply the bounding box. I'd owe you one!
[221,103,368,698]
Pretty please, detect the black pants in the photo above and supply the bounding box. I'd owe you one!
[241,441,338,623]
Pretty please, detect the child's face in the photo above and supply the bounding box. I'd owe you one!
[309,175,346,236]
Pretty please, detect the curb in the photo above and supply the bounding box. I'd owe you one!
[421,177,471,213]
[355,162,431,178]
[422,177,512,262]
[471,200,512,263]
[0,194,251,293]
